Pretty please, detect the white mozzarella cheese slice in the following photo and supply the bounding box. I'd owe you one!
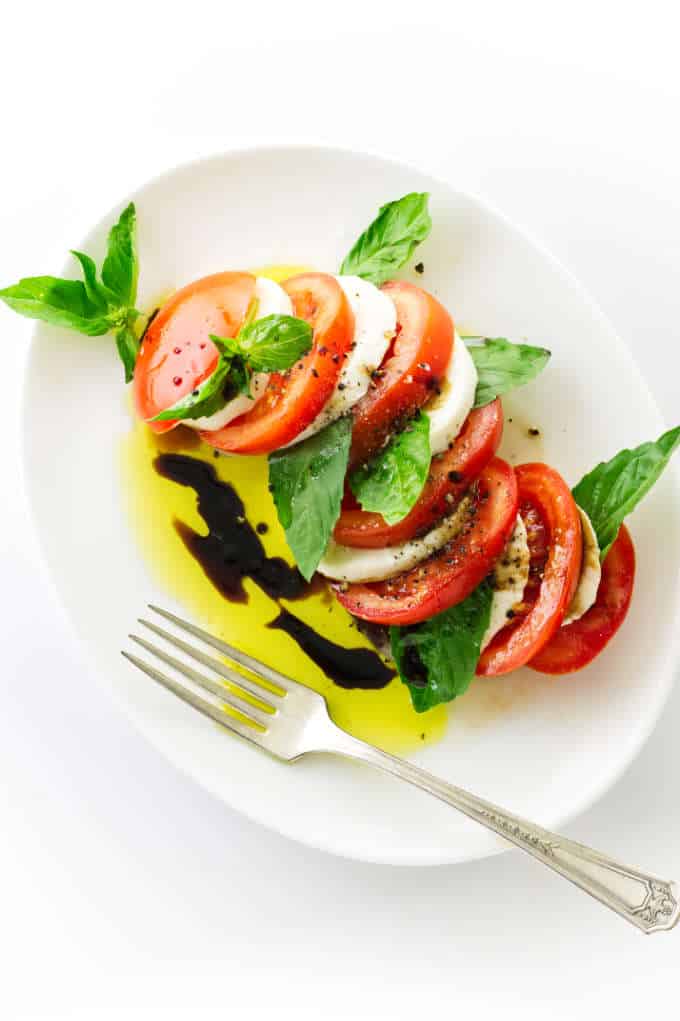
[426,330,479,455]
[317,495,473,584]
[562,506,601,625]
[481,515,531,651]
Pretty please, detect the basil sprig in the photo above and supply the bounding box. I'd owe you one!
[349,412,431,525]
[390,582,493,712]
[464,337,551,409]
[573,425,680,560]
[152,313,313,422]
[0,203,141,382]
[340,193,432,284]
[268,416,352,580]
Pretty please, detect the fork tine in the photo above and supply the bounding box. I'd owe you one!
[138,618,281,707]
[128,636,272,728]
[148,604,298,692]
[121,651,266,747]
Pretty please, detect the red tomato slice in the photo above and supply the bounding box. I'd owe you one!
[529,525,635,675]
[334,457,518,626]
[349,280,454,469]
[200,273,354,454]
[334,400,504,548]
[476,462,583,677]
[133,272,256,434]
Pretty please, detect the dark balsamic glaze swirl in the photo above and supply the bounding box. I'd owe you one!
[155,453,306,603]
[268,609,393,690]
[154,453,394,690]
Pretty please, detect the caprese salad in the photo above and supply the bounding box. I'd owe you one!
[4,195,679,713]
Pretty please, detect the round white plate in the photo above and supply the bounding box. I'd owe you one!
[23,146,680,865]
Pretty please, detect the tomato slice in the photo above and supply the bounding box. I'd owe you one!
[334,457,518,626]
[529,525,635,675]
[199,273,354,455]
[476,463,583,677]
[334,400,504,548]
[133,272,256,434]
[349,280,454,469]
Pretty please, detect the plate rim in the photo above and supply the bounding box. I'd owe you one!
[20,142,680,866]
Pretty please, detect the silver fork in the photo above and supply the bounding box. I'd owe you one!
[123,604,679,934]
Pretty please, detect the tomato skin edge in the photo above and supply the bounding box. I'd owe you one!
[476,462,583,677]
[133,272,256,434]
[528,524,635,675]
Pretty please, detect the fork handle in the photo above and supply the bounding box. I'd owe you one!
[332,733,679,933]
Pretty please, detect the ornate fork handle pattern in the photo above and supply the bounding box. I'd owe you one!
[335,733,679,934]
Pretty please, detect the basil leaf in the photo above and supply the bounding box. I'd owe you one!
[151,357,234,422]
[268,416,352,580]
[210,334,241,358]
[115,323,140,384]
[390,581,493,712]
[340,193,432,285]
[0,203,142,381]
[0,276,110,335]
[70,251,112,313]
[101,202,138,306]
[227,357,253,398]
[349,412,431,525]
[464,337,551,408]
[572,425,680,560]
[223,314,313,372]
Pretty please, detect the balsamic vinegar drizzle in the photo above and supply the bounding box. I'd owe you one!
[155,453,306,602]
[154,452,394,690]
[269,609,393,690]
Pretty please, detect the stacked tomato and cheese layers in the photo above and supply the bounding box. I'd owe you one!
[134,271,633,677]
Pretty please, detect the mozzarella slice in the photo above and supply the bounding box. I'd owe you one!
[480,515,531,651]
[426,330,479,454]
[562,506,601,625]
[286,275,396,446]
[186,277,292,432]
[318,495,473,584]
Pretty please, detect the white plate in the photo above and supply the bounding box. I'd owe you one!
[22,146,680,865]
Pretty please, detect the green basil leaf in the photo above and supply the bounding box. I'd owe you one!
[464,337,551,408]
[209,334,241,358]
[151,357,234,422]
[268,416,352,580]
[572,425,680,560]
[349,412,431,525]
[228,357,253,398]
[0,204,141,381]
[234,314,313,372]
[340,193,432,285]
[390,581,493,712]
[101,202,138,307]
[70,251,111,313]
[115,323,140,384]
[0,276,110,335]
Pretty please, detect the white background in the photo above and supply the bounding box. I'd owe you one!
[2,2,680,1018]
